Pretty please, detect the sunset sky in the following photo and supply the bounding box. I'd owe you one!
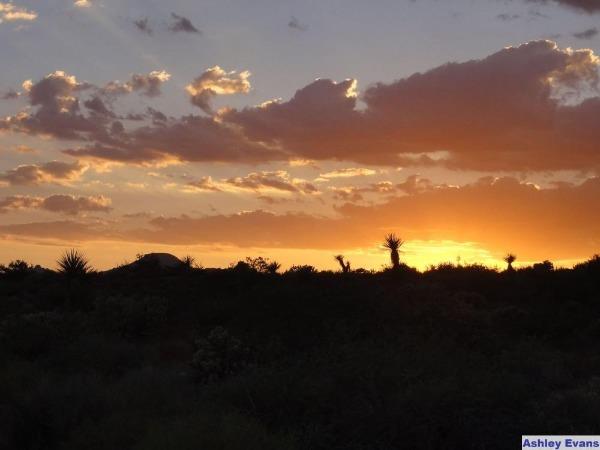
[1,0,599,271]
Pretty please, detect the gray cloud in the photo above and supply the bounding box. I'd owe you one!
[527,0,600,13]
[169,13,200,33]
[134,17,153,35]
[572,27,599,39]
[288,16,308,31]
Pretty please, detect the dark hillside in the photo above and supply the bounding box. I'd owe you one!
[1,256,600,450]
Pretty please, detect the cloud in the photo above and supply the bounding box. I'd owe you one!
[74,0,91,7]
[496,13,520,21]
[133,17,153,35]
[330,181,397,202]
[2,70,100,139]
[0,161,87,186]
[14,145,36,154]
[527,0,600,13]
[0,194,111,215]
[0,195,41,213]
[63,114,283,165]
[572,27,599,39]
[186,176,222,192]
[0,2,37,22]
[329,176,433,202]
[40,194,111,215]
[223,40,600,171]
[3,176,600,261]
[319,168,377,179]
[186,66,251,114]
[1,70,169,139]
[169,13,200,33]
[221,77,360,160]
[5,41,600,172]
[288,16,308,31]
[187,171,318,195]
[102,70,171,97]
[1,89,20,99]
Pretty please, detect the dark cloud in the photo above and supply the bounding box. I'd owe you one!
[572,27,599,39]
[134,17,153,35]
[4,41,600,172]
[223,40,600,171]
[169,13,200,34]
[84,96,115,117]
[527,0,600,13]
[40,195,111,215]
[288,16,308,31]
[0,194,111,215]
[63,114,284,165]
[2,71,101,139]
[0,161,87,186]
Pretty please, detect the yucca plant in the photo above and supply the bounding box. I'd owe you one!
[334,254,351,273]
[383,233,403,270]
[504,253,517,272]
[57,249,92,277]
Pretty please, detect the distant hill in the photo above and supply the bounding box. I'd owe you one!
[132,253,183,268]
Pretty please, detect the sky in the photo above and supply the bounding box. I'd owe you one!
[1,0,599,271]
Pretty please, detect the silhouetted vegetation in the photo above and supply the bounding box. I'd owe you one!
[504,253,517,272]
[2,250,600,449]
[57,249,93,277]
[383,233,403,269]
[334,254,351,273]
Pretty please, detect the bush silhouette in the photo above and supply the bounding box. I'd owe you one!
[57,249,92,277]
[2,250,600,449]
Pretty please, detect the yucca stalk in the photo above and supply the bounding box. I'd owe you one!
[383,234,403,270]
[334,255,351,273]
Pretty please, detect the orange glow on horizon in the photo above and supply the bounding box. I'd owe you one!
[0,238,588,272]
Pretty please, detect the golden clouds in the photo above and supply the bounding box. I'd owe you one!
[186,66,251,114]
[0,2,37,23]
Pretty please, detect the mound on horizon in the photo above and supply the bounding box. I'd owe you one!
[131,252,183,269]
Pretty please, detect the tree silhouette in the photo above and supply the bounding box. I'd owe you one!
[504,253,517,272]
[334,255,351,273]
[383,234,403,269]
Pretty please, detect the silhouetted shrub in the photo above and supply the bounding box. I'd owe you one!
[191,327,252,382]
[57,249,92,277]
